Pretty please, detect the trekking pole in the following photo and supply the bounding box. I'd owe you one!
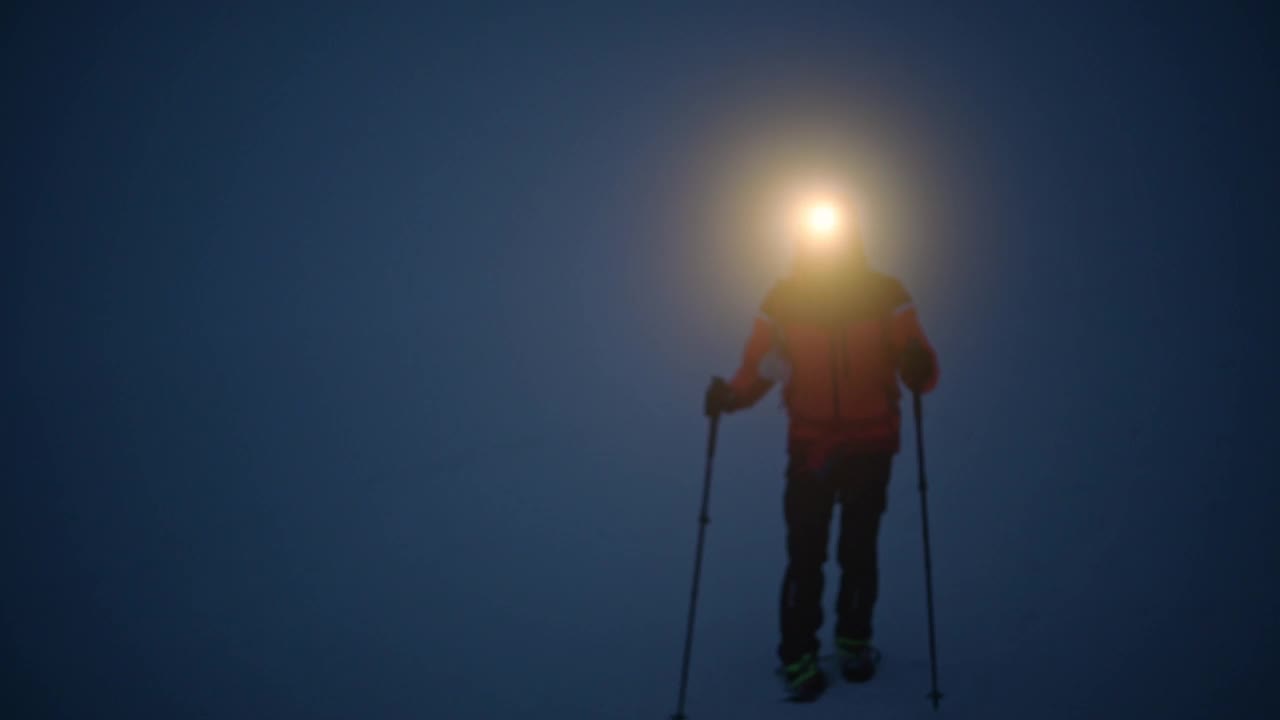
[671,412,720,720]
[912,391,943,710]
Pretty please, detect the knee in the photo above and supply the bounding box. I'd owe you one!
[837,538,878,567]
[787,533,828,563]
[788,517,829,545]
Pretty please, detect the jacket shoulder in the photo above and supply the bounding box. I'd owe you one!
[868,271,911,309]
[760,270,911,321]
[759,278,796,319]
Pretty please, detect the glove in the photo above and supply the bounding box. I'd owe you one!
[704,376,735,417]
[901,342,935,393]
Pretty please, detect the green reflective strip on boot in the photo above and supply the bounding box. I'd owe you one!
[787,665,818,687]
[836,637,869,654]
[784,654,818,687]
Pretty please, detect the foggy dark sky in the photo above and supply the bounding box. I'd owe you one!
[5,3,1279,719]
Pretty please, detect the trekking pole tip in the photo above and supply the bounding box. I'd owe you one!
[927,690,944,710]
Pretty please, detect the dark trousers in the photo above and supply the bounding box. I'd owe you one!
[778,452,892,663]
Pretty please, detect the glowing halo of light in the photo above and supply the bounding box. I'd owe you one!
[804,202,841,237]
[669,99,955,313]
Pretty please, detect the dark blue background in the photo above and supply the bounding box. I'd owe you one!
[5,3,1278,718]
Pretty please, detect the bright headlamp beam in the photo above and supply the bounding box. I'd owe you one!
[802,202,842,245]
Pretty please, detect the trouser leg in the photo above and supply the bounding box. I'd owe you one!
[778,462,836,664]
[834,454,892,642]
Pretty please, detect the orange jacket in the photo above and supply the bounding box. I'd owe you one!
[726,267,938,470]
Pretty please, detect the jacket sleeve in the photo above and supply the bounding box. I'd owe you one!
[725,313,782,411]
[888,286,940,394]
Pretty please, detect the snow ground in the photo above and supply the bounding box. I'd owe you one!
[7,377,1276,719]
